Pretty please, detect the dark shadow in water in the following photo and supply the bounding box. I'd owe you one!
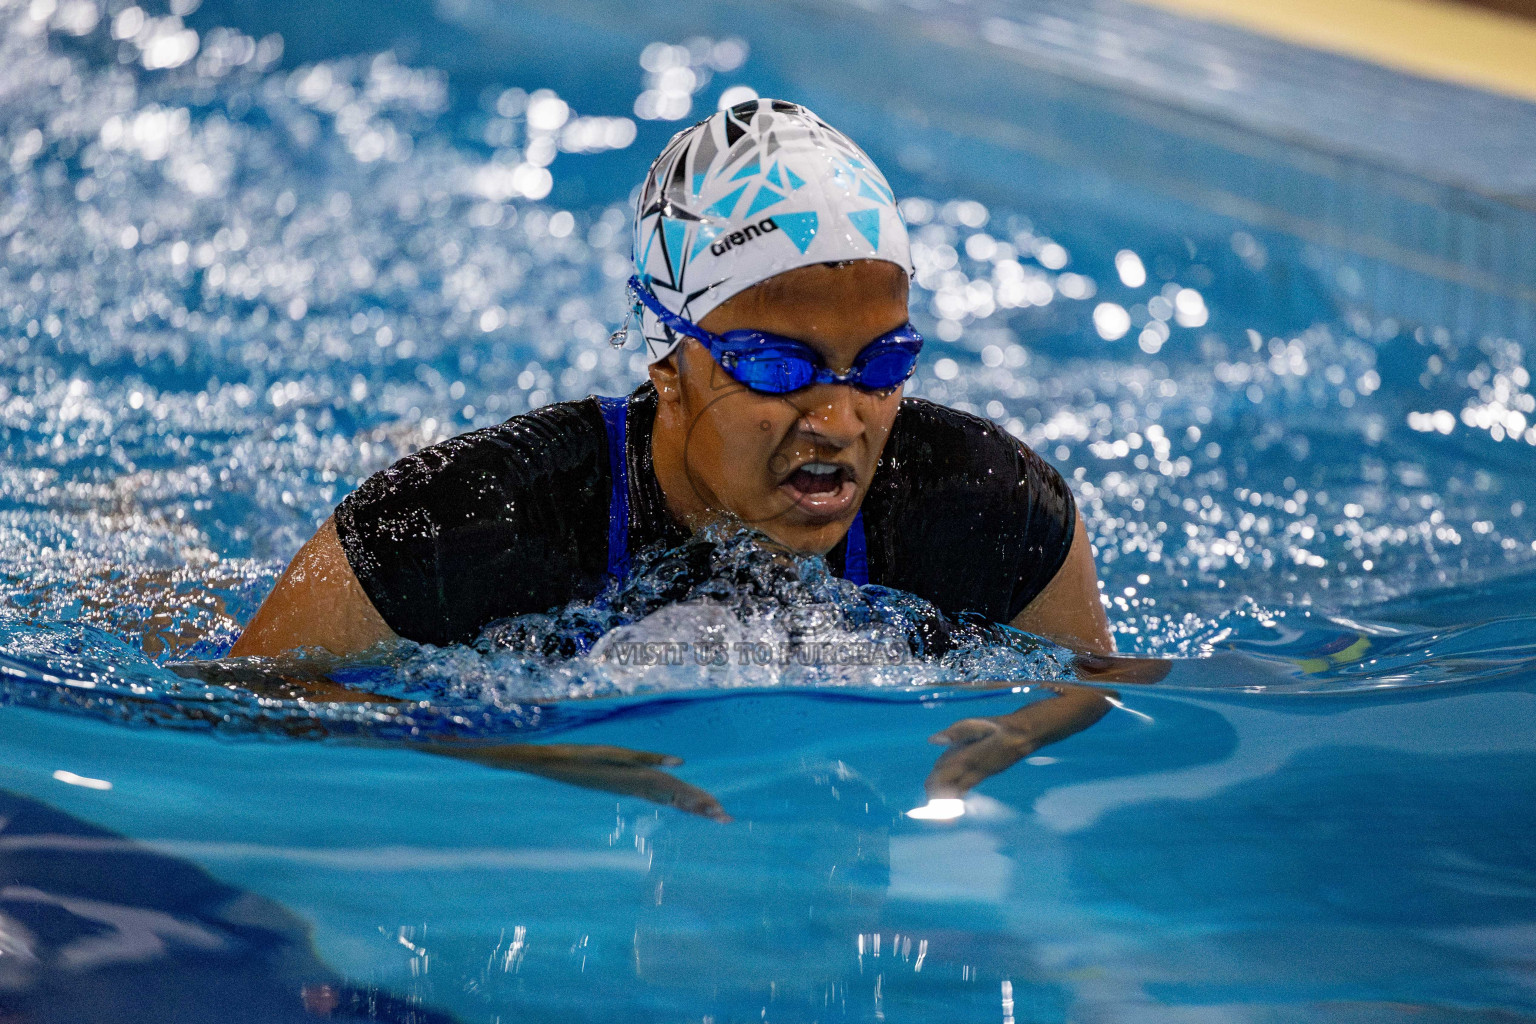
[0,788,457,1024]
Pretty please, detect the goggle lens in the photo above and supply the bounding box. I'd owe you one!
[728,350,816,394]
[854,346,921,389]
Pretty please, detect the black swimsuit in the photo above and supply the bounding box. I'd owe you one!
[334,382,1077,647]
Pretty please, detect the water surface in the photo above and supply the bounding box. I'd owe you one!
[2,0,1535,1019]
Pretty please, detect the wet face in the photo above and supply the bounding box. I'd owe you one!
[649,260,910,556]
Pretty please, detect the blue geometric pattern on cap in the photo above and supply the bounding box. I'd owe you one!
[785,166,806,191]
[639,232,655,276]
[848,208,881,251]
[706,183,749,218]
[766,163,785,188]
[730,159,761,181]
[772,211,819,253]
[661,217,688,278]
[857,179,890,206]
[690,224,721,259]
[743,185,784,219]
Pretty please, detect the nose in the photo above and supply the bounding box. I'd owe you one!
[790,384,864,450]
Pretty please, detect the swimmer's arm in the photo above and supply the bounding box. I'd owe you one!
[923,518,1173,799]
[1001,521,1167,687]
[1009,516,1115,655]
[924,682,1114,798]
[229,517,398,659]
[422,743,730,822]
[923,650,1169,800]
[1008,516,1174,684]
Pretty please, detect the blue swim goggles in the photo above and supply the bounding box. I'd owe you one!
[623,275,923,395]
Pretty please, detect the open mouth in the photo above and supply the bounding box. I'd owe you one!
[785,462,846,494]
[778,460,857,518]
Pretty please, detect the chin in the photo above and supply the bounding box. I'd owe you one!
[759,515,854,557]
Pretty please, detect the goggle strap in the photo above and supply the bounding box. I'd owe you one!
[628,276,713,347]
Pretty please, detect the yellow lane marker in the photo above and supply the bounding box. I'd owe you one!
[1122,0,1536,103]
[1297,636,1374,675]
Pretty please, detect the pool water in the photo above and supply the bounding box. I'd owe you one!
[2,0,1536,1019]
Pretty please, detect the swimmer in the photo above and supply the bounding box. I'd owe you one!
[227,100,1159,813]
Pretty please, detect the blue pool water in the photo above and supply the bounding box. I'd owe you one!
[3,0,1536,1019]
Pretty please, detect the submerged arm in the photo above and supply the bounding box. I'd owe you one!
[923,515,1171,799]
[1009,515,1172,680]
[229,517,398,659]
[215,515,733,817]
[423,743,730,822]
[178,653,729,819]
[924,682,1115,798]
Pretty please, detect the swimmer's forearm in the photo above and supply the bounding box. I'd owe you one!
[1070,652,1172,684]
[419,742,730,821]
[169,657,398,704]
[424,742,682,769]
[990,683,1114,749]
[924,683,1113,798]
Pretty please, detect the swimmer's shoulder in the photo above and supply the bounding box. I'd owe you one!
[865,397,1075,622]
[342,397,609,514]
[885,396,1067,500]
[872,398,1077,622]
[334,395,614,572]
[333,396,616,645]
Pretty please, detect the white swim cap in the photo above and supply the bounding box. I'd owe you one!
[631,99,913,364]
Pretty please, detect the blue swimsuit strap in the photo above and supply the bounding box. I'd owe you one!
[596,396,631,583]
[595,394,869,586]
[843,506,869,586]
